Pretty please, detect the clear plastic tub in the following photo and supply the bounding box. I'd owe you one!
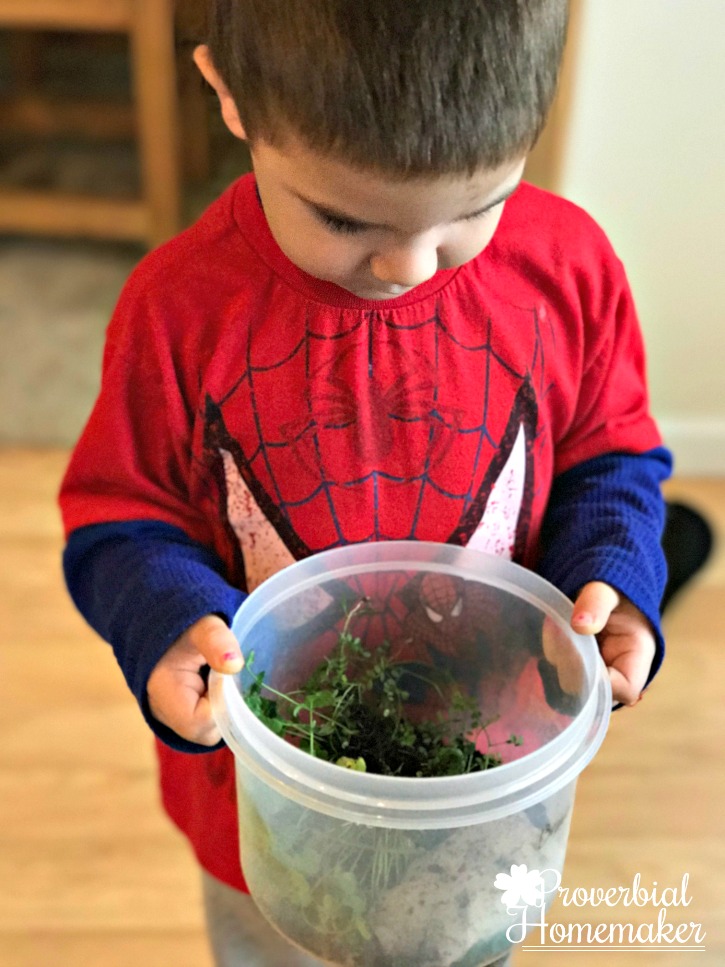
[211,541,611,966]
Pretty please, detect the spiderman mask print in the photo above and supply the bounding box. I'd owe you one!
[203,299,545,599]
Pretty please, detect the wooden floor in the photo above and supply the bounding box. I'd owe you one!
[1,449,722,967]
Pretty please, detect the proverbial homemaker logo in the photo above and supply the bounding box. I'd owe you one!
[494,864,707,953]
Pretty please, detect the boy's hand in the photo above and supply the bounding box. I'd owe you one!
[570,582,655,706]
[147,615,244,746]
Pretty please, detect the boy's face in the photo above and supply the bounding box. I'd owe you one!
[250,133,526,301]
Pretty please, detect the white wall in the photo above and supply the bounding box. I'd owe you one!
[559,0,725,475]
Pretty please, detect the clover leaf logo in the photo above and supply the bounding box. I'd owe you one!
[494,864,546,908]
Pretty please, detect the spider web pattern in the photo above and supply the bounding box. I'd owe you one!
[203,300,548,580]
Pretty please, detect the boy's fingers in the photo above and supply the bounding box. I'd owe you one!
[541,616,586,694]
[148,658,224,745]
[188,614,244,674]
[154,686,223,746]
[571,581,621,635]
[608,663,647,707]
[186,694,224,746]
[600,617,656,707]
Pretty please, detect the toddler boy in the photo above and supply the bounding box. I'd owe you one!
[59,1,671,964]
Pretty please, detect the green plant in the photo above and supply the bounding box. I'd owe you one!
[244,598,523,778]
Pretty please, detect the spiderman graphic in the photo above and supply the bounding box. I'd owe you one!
[202,302,578,741]
[204,304,542,594]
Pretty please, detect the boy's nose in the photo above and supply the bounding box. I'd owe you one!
[370,242,439,289]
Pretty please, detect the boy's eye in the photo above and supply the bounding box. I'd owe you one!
[461,205,496,222]
[315,209,367,235]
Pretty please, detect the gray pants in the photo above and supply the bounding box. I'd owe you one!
[202,872,513,967]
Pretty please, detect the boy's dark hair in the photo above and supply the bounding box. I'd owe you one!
[207,0,569,176]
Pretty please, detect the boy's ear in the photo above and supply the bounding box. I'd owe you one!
[193,45,247,141]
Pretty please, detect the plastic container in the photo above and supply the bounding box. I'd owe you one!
[211,541,611,967]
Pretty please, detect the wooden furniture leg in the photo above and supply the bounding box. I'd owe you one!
[130,0,182,246]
